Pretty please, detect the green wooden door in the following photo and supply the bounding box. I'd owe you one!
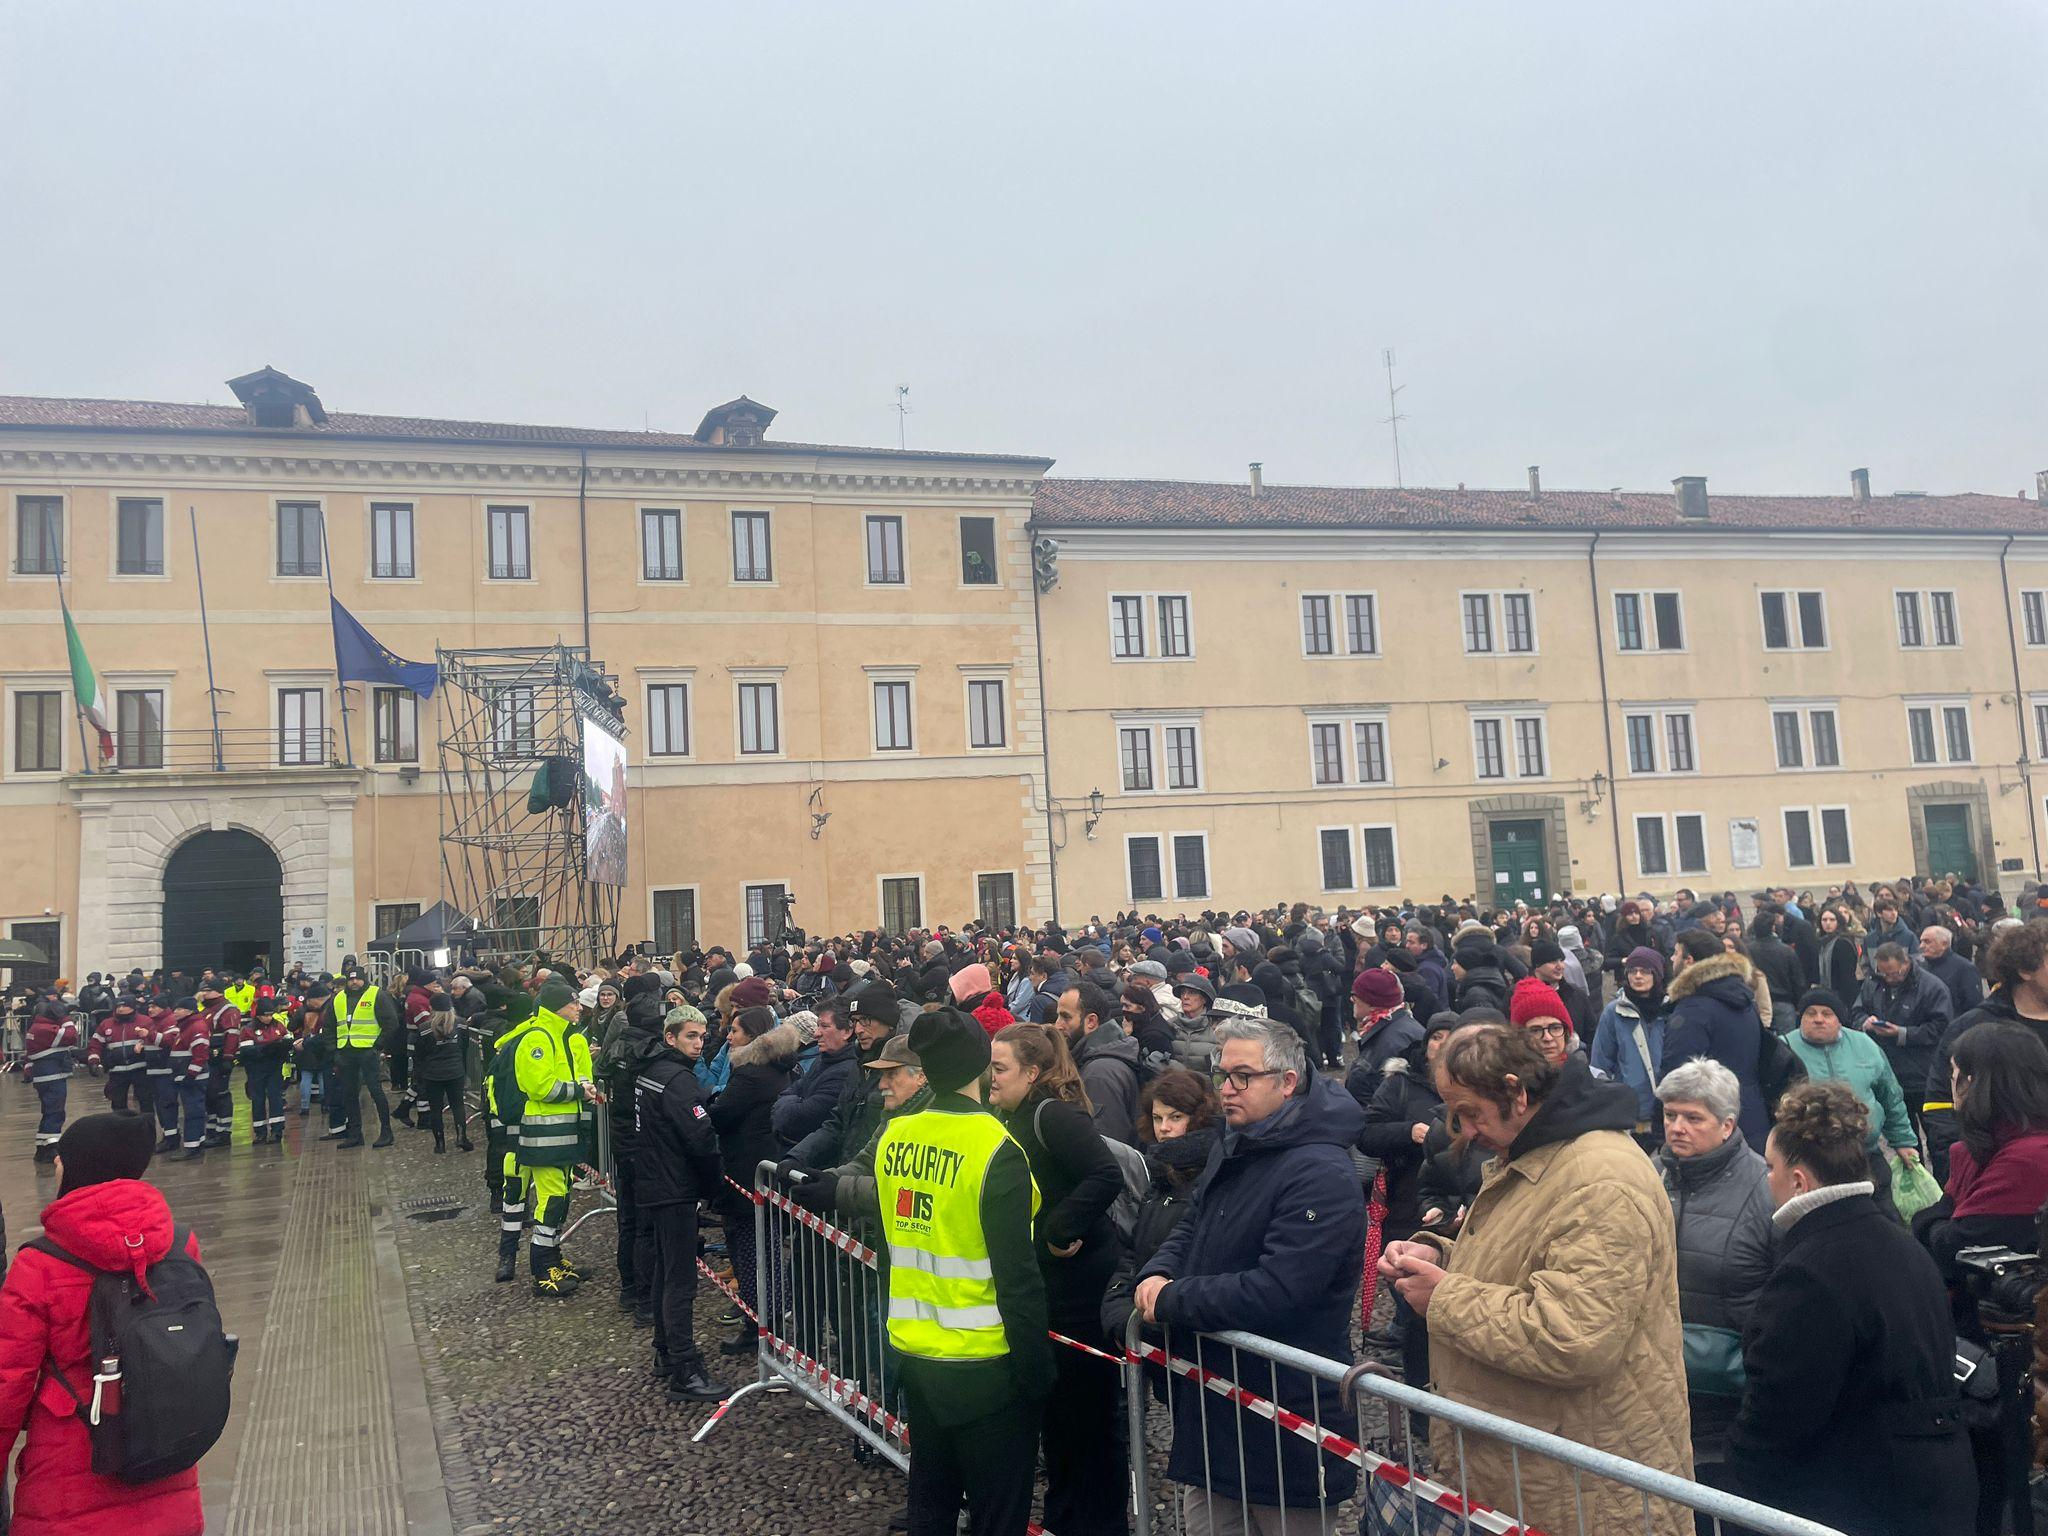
[1489,819,1550,905]
[1923,804,1978,882]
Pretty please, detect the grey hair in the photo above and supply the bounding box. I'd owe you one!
[1921,925,1952,947]
[1654,1057,1742,1124]
[1872,941,1909,966]
[1214,1017,1307,1082]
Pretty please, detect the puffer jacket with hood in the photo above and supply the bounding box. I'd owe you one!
[1072,1018,1143,1145]
[1412,1059,1693,1536]
[770,1033,861,1148]
[1450,946,1513,1014]
[1139,1073,1366,1507]
[710,1023,799,1210]
[1664,952,1769,1150]
[0,1179,206,1536]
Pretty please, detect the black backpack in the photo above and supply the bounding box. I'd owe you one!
[27,1227,236,1484]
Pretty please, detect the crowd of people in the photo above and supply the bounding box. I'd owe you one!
[8,871,2048,1536]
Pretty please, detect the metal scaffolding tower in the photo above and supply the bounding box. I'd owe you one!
[435,645,625,968]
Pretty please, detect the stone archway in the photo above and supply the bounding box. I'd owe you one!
[162,828,284,977]
[71,770,359,976]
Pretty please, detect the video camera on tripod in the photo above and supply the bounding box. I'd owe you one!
[1956,1244,2046,1321]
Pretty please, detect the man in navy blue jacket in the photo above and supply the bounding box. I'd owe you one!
[1133,1016,1365,1524]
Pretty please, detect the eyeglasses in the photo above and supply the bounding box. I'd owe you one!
[1212,1066,1286,1092]
[1524,1021,1569,1039]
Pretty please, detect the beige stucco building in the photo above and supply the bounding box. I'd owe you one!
[5,370,2045,982]
[1030,470,2048,919]
[0,372,1051,981]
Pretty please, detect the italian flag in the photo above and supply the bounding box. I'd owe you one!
[62,597,113,762]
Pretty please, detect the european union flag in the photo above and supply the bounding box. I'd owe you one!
[330,598,439,699]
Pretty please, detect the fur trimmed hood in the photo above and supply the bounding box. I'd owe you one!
[1664,950,1752,1003]
[729,1021,801,1069]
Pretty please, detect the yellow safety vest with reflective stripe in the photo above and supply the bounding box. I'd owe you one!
[224,982,256,1016]
[512,1006,592,1166]
[337,985,383,1049]
[875,1107,1038,1361]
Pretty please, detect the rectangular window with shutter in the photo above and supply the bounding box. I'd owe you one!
[1820,807,1853,865]
[1907,707,1937,764]
[1127,836,1164,903]
[1157,596,1192,658]
[1636,815,1669,876]
[278,687,325,766]
[1666,713,1696,773]
[1164,726,1200,789]
[1930,590,1959,647]
[1119,726,1154,791]
[873,680,914,751]
[1110,596,1146,659]
[15,496,62,575]
[1773,710,1803,769]
[1810,709,1840,768]
[647,683,691,757]
[1474,718,1505,779]
[1361,826,1398,888]
[641,508,683,581]
[1171,834,1209,900]
[1319,828,1354,891]
[1896,591,1925,647]
[738,682,780,755]
[2027,592,2048,648]
[1784,809,1815,868]
[1513,716,1546,777]
[1675,814,1708,875]
[1625,714,1657,773]
[968,678,1006,749]
[865,516,906,585]
[1344,594,1378,655]
[1943,705,1972,762]
[1614,592,1644,652]
[486,505,530,580]
[277,501,324,577]
[732,511,773,582]
[1462,593,1493,653]
[1503,592,1536,652]
[116,690,164,769]
[1355,720,1388,783]
[371,502,415,579]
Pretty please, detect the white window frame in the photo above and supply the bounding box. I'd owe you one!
[1109,594,1147,659]
[483,503,533,583]
[643,678,694,759]
[868,668,918,754]
[1300,591,1380,658]
[368,500,417,582]
[1619,704,1698,775]
[1316,825,1356,892]
[2023,591,2048,650]
[959,516,1001,588]
[1768,699,1842,771]
[649,885,701,955]
[1301,593,1336,657]
[1155,593,1194,659]
[1672,811,1710,876]
[1633,812,1709,879]
[490,683,537,758]
[1107,593,1194,662]
[1124,833,1166,904]
[1782,805,1856,869]
[273,497,326,581]
[111,494,169,581]
[370,685,419,766]
[1359,824,1401,890]
[269,673,333,767]
[1905,696,1973,765]
[1895,588,1960,649]
[3,676,69,778]
[730,508,775,585]
[1760,589,1829,651]
[1633,813,1671,878]
[2031,694,2048,760]
[963,670,1009,752]
[973,870,1020,930]
[734,668,786,759]
[9,493,68,581]
[1462,590,1538,655]
[1114,714,1202,794]
[1613,590,1686,653]
[639,506,686,584]
[864,513,908,587]
[1168,831,1211,901]
[877,872,926,932]
[1304,711,1393,787]
[1470,708,1548,781]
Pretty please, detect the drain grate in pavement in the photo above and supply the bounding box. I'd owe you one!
[398,1196,468,1222]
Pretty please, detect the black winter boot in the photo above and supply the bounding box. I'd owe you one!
[495,1233,519,1283]
[371,1119,394,1149]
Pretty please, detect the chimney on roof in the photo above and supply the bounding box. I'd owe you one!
[1527,465,1541,495]
[1672,475,1709,520]
[226,367,327,429]
[1850,468,1871,502]
[1249,462,1263,498]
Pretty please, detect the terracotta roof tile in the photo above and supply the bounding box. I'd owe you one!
[1031,477,2046,535]
[0,395,1048,465]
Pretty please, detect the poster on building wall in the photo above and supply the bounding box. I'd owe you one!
[1729,818,1763,869]
[288,923,327,969]
[581,715,630,886]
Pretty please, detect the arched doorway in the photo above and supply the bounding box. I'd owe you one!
[162,830,284,978]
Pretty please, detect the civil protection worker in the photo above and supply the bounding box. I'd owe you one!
[873,1007,1052,1536]
[513,976,600,1297]
[481,971,540,1283]
[334,970,398,1148]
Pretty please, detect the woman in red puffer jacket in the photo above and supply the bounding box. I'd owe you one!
[0,1112,206,1536]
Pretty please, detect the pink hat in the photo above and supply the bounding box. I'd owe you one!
[948,963,993,1003]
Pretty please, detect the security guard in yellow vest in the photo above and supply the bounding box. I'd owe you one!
[512,976,599,1297]
[331,970,398,1148]
[223,977,257,1018]
[873,1009,1051,1536]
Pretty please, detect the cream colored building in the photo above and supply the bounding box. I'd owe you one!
[0,371,1052,981]
[1030,469,2048,919]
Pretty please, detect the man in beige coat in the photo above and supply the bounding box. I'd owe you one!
[1381,1024,1694,1536]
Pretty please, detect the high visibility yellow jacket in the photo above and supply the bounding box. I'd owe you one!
[876,1104,1039,1361]
[224,982,256,1016]
[337,985,386,1049]
[513,1005,592,1167]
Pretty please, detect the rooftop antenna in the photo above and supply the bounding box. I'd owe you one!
[894,384,912,450]
[1382,349,1408,488]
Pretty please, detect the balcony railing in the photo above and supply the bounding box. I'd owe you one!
[102,727,342,772]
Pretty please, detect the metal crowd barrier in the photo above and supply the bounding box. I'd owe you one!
[684,1160,1845,1536]
[560,1100,619,1241]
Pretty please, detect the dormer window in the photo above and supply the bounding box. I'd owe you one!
[226,366,328,429]
[694,395,776,447]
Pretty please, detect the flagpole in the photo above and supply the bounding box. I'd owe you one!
[188,505,225,772]
[318,511,355,767]
[48,503,95,777]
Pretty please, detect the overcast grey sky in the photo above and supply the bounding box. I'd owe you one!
[4,2,2045,494]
